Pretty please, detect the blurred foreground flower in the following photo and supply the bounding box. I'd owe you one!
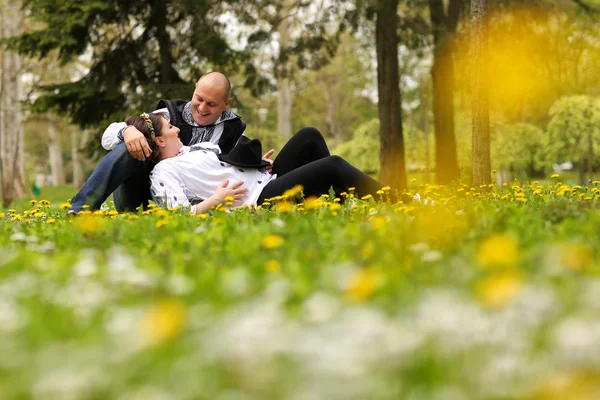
[261,234,284,249]
[75,215,104,233]
[345,268,378,302]
[476,233,520,268]
[475,270,523,309]
[560,243,594,271]
[528,371,600,400]
[140,299,187,347]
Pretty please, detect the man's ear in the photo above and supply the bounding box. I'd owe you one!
[225,98,232,107]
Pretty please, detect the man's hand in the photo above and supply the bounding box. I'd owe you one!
[210,179,248,206]
[124,126,152,161]
[262,149,275,174]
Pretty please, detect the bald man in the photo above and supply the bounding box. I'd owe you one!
[70,72,249,213]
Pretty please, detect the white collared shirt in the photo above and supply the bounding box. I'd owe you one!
[149,143,276,211]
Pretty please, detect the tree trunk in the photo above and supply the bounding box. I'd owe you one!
[276,0,294,139]
[47,114,66,186]
[376,0,406,192]
[429,0,461,184]
[71,128,90,188]
[0,0,27,207]
[471,0,491,187]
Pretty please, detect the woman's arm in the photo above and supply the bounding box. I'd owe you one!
[193,179,248,214]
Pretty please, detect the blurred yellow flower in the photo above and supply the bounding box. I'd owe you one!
[140,299,187,347]
[275,200,294,213]
[304,196,324,210]
[551,173,559,179]
[46,218,56,224]
[75,215,103,233]
[283,184,303,198]
[155,219,168,228]
[0,213,5,219]
[264,259,281,273]
[560,243,594,271]
[476,234,520,268]
[39,200,50,206]
[528,371,600,400]
[261,234,284,249]
[361,194,373,200]
[476,271,523,309]
[370,215,388,230]
[346,268,378,302]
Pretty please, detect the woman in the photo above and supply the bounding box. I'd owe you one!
[115,113,387,214]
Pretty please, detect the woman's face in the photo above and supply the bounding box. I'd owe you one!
[157,118,182,159]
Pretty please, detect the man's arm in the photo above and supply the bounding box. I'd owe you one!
[101,108,170,159]
[102,122,127,151]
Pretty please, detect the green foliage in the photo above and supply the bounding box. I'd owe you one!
[546,95,600,167]
[5,0,243,129]
[333,119,431,175]
[491,123,546,171]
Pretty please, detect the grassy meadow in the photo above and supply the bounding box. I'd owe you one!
[1,178,600,399]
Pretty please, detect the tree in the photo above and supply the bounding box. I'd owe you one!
[546,95,600,183]
[6,0,242,133]
[470,0,491,186]
[428,0,464,184]
[0,0,27,207]
[375,0,407,191]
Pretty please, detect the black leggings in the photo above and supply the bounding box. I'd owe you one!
[257,127,385,203]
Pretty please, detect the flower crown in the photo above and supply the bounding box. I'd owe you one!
[140,112,156,139]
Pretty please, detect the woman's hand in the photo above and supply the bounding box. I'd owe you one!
[209,179,248,206]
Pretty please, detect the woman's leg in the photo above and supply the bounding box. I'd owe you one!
[258,155,385,204]
[70,142,151,212]
[271,127,331,176]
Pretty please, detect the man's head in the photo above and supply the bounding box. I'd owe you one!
[190,71,232,126]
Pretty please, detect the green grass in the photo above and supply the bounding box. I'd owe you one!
[1,182,600,399]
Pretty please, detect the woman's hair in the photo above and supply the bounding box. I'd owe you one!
[124,113,164,163]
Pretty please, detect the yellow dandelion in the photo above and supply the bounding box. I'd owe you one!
[197,213,208,219]
[370,215,388,230]
[304,197,324,210]
[264,259,281,273]
[39,200,50,206]
[140,299,187,347]
[361,194,373,201]
[275,200,294,213]
[46,218,56,224]
[345,269,378,302]
[551,173,559,179]
[282,184,304,198]
[155,219,168,228]
[476,271,523,309]
[29,200,37,206]
[33,212,45,218]
[382,186,391,191]
[560,243,594,271]
[261,234,284,249]
[75,215,103,233]
[107,210,118,216]
[0,213,5,219]
[476,233,520,268]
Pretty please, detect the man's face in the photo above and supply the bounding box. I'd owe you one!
[190,80,231,126]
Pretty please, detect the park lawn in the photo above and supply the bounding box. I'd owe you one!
[1,179,600,399]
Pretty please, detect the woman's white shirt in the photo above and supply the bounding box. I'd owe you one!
[150,143,275,211]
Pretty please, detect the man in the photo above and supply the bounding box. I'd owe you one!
[70,71,264,213]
